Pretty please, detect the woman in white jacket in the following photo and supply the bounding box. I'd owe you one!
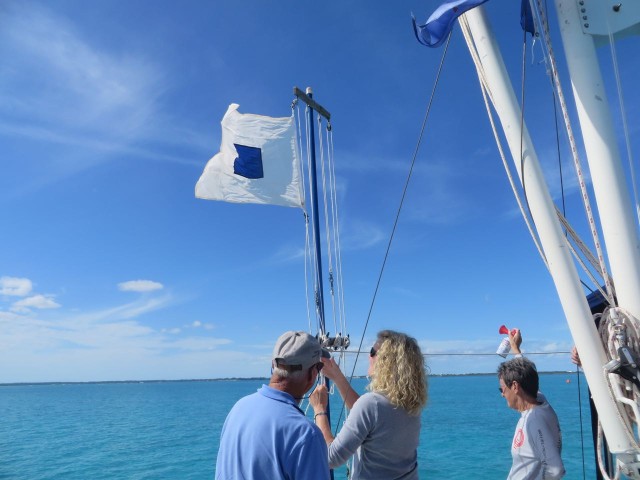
[498,329,565,480]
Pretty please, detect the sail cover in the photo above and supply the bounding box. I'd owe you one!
[196,104,303,208]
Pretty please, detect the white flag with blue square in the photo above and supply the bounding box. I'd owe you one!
[196,103,303,207]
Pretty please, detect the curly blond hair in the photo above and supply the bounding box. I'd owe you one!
[368,330,428,415]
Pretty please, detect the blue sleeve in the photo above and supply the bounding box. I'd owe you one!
[328,393,377,468]
[289,426,330,480]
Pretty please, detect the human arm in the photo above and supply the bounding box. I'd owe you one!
[320,357,360,409]
[509,328,523,356]
[571,346,582,367]
[310,386,377,469]
[533,430,565,479]
[309,384,334,445]
[325,392,377,469]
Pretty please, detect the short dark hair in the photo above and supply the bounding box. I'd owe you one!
[497,357,539,398]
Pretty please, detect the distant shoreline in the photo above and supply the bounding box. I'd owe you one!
[0,371,580,387]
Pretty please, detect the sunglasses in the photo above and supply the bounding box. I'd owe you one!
[499,381,515,394]
[370,346,377,358]
[313,362,324,373]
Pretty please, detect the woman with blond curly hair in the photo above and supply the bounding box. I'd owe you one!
[310,330,428,479]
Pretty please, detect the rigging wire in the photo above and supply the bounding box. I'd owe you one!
[462,23,611,305]
[551,89,567,223]
[555,208,614,301]
[340,350,571,357]
[295,93,350,433]
[459,17,548,268]
[293,100,315,335]
[332,32,455,433]
[531,0,616,306]
[304,104,324,334]
[595,7,640,473]
[531,3,640,477]
[519,14,533,245]
[598,307,640,479]
[598,1,640,226]
[324,121,349,350]
[328,126,348,344]
[461,7,595,476]
[316,111,349,357]
[576,362,587,479]
[317,113,339,337]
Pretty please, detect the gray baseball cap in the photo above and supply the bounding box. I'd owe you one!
[272,331,331,370]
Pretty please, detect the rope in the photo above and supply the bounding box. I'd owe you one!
[340,350,571,357]
[308,105,324,333]
[459,16,548,267]
[295,95,352,451]
[595,307,640,479]
[519,20,532,243]
[332,32,455,435]
[298,102,323,335]
[555,210,611,301]
[317,113,339,337]
[575,362,587,479]
[552,90,567,222]
[460,11,605,478]
[325,123,349,344]
[564,237,611,304]
[293,101,315,335]
[531,0,616,306]
[598,0,640,226]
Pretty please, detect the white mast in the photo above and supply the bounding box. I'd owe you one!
[463,4,639,461]
[554,0,640,322]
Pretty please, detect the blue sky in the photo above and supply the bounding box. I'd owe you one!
[1,1,638,382]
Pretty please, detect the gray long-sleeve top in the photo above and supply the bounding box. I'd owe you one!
[328,392,421,479]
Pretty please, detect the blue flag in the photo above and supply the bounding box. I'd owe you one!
[412,0,489,48]
[520,0,536,36]
[233,144,264,179]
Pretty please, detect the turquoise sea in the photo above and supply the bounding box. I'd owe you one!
[1,373,595,479]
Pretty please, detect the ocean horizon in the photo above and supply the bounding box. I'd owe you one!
[2,373,595,479]
[0,369,579,387]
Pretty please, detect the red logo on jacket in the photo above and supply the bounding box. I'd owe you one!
[513,428,525,448]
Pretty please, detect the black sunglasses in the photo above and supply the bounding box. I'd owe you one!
[370,347,377,357]
[499,381,515,394]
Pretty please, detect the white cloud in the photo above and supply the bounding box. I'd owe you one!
[0,276,33,296]
[11,294,60,312]
[0,293,241,382]
[270,245,305,264]
[191,320,215,331]
[118,280,164,293]
[73,295,171,322]
[168,337,231,351]
[0,311,21,321]
[0,2,161,134]
[162,328,181,335]
[0,1,209,200]
[421,338,495,355]
[338,220,386,251]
